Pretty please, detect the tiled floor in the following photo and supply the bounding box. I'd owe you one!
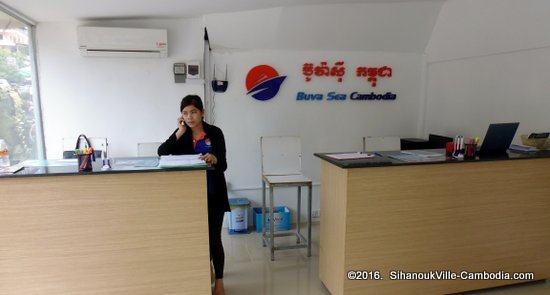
[221,223,550,295]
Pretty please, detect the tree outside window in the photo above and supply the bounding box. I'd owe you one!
[0,11,41,165]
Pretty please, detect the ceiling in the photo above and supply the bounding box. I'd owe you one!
[2,0,442,23]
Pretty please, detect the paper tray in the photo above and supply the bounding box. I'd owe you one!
[521,135,550,150]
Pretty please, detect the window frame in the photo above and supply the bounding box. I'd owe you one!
[0,3,46,161]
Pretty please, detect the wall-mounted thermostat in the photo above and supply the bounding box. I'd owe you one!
[186,61,201,79]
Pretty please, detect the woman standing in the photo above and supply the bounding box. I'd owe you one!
[158,95,229,295]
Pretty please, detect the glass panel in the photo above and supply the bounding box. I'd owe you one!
[0,11,40,165]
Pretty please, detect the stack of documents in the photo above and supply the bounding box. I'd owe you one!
[159,154,207,168]
[326,152,375,160]
[0,166,23,175]
[388,150,445,163]
[509,144,538,153]
[113,157,159,168]
[401,150,444,158]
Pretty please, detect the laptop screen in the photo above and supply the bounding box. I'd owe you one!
[478,122,520,156]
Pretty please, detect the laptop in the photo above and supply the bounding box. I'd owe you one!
[478,122,520,156]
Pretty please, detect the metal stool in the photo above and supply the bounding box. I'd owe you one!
[260,136,312,261]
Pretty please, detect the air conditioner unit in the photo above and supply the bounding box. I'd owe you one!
[77,26,168,58]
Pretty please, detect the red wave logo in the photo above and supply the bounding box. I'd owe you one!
[245,65,286,101]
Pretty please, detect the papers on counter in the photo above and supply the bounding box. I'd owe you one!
[159,154,207,168]
[401,150,444,158]
[388,153,444,163]
[388,150,445,163]
[112,157,159,168]
[509,144,538,153]
[0,166,23,175]
[326,152,375,160]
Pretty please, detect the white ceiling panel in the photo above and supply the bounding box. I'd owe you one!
[206,2,444,53]
[2,0,443,22]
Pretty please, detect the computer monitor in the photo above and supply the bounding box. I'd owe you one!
[478,122,520,156]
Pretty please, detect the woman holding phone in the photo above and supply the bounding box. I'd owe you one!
[158,95,229,295]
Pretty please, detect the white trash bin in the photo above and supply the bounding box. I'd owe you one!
[228,198,250,234]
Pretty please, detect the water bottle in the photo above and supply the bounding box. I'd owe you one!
[0,139,11,167]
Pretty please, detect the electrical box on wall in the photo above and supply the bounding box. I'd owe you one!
[186,61,201,79]
[174,63,186,83]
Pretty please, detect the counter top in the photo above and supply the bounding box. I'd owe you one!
[314,149,550,169]
[0,157,211,179]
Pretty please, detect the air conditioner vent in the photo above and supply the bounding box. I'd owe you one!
[77,26,168,58]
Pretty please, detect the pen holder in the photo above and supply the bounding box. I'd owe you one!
[75,134,95,172]
[78,152,93,172]
[445,142,454,157]
[464,143,477,159]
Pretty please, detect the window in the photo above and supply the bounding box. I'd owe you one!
[0,6,44,165]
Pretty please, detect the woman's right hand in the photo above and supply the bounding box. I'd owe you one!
[175,116,186,139]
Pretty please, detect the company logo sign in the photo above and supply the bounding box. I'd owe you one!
[296,60,397,102]
[245,65,286,101]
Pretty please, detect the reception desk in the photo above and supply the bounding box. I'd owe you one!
[1,159,211,295]
[315,151,550,295]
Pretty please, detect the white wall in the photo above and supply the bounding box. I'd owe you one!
[212,49,424,217]
[37,18,204,158]
[424,0,550,140]
[205,2,443,53]
[426,0,550,63]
